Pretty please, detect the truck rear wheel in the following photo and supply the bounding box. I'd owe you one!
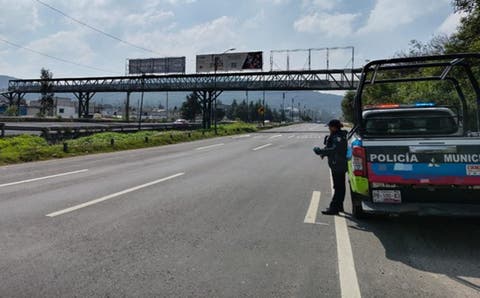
[351,189,368,219]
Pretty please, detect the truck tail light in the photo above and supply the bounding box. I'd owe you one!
[352,146,367,177]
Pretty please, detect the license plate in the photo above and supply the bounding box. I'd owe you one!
[372,190,402,204]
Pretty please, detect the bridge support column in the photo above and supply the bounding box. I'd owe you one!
[2,92,15,108]
[196,91,209,129]
[74,92,95,118]
[125,92,131,122]
[197,90,223,130]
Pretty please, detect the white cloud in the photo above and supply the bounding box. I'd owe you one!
[437,12,466,35]
[259,0,290,4]
[294,12,359,37]
[303,0,341,11]
[0,0,43,32]
[125,10,175,27]
[358,0,447,34]
[27,30,96,65]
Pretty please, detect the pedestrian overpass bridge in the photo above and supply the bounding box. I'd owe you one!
[2,68,361,119]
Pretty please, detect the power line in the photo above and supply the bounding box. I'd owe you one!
[0,37,118,74]
[34,0,160,55]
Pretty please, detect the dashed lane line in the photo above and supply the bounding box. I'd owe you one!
[46,172,185,217]
[0,169,89,188]
[304,191,321,224]
[269,134,282,139]
[252,143,273,151]
[195,143,225,151]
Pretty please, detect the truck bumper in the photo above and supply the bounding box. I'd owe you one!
[361,201,480,217]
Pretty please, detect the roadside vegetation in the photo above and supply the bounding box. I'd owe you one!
[0,122,259,165]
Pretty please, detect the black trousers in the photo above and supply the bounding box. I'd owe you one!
[330,170,346,210]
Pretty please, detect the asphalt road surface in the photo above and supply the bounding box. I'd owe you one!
[1,124,479,297]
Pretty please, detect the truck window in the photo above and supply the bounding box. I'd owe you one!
[364,110,458,136]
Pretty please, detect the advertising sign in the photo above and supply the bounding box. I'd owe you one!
[128,57,186,74]
[196,51,263,72]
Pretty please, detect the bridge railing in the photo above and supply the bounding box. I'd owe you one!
[7,68,361,93]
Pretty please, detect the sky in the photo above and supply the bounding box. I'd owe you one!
[0,0,465,79]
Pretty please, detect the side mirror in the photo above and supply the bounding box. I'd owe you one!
[323,135,328,145]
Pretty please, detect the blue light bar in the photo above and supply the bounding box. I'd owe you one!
[415,102,436,107]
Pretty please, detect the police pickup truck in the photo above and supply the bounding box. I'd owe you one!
[347,54,480,218]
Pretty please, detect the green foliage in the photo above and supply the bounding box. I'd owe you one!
[0,123,259,165]
[180,92,201,120]
[448,1,480,52]
[4,105,18,116]
[40,68,55,117]
[225,99,283,122]
[341,91,355,122]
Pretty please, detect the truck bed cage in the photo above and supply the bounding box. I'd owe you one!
[354,53,480,132]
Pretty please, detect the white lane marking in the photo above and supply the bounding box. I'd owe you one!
[46,173,185,217]
[252,143,272,151]
[0,169,88,188]
[195,143,225,151]
[331,175,361,298]
[231,134,251,139]
[288,135,295,139]
[304,191,321,224]
[269,134,282,139]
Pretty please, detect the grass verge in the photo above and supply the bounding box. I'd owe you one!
[0,122,259,166]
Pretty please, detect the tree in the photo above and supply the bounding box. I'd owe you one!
[341,91,355,123]
[4,105,18,116]
[226,99,238,120]
[39,68,54,117]
[180,93,201,121]
[215,100,226,121]
[447,0,480,52]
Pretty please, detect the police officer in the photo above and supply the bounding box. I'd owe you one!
[313,119,348,215]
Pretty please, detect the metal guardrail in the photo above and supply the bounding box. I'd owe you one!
[0,122,202,141]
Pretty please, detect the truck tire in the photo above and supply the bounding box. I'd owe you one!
[351,189,368,219]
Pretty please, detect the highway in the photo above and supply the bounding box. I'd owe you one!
[0,124,479,297]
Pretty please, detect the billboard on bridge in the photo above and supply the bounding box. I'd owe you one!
[128,57,186,74]
[196,51,263,72]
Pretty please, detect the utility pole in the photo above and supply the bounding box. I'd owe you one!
[291,97,294,122]
[298,102,301,122]
[138,74,145,130]
[246,90,249,123]
[282,92,286,122]
[262,90,266,126]
[166,91,169,121]
[214,48,236,134]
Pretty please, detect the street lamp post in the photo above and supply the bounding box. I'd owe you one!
[214,48,236,135]
[138,74,145,130]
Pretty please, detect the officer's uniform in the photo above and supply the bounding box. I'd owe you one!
[315,129,348,211]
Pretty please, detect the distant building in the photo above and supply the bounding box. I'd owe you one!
[145,108,167,120]
[55,97,76,118]
[28,97,77,118]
